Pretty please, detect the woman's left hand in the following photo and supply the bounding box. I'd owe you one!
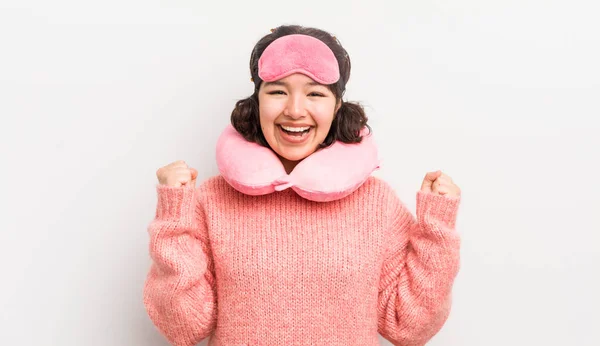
[420,170,461,197]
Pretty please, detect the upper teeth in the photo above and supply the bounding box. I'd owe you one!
[281,125,310,132]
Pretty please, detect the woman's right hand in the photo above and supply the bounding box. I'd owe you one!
[156,160,198,187]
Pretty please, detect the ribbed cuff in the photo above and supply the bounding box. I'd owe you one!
[155,184,197,225]
[416,190,461,230]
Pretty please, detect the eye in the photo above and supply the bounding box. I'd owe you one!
[308,92,325,97]
[267,90,286,95]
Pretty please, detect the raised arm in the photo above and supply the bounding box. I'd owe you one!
[378,190,461,346]
[143,185,218,346]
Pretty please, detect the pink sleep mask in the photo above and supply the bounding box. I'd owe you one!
[258,34,340,85]
[216,124,380,202]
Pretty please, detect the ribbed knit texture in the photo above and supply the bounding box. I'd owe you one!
[143,175,461,346]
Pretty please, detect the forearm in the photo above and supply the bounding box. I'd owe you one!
[143,185,217,346]
[378,191,461,346]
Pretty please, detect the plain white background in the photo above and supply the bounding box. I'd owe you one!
[1,0,598,345]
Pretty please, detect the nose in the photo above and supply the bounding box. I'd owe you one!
[284,94,307,119]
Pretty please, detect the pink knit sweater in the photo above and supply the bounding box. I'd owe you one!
[143,175,461,346]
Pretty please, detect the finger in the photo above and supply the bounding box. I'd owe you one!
[180,170,194,186]
[190,168,198,186]
[432,179,442,193]
[421,170,442,191]
[167,160,187,168]
[436,175,452,185]
[421,176,434,192]
[167,170,193,187]
[425,170,442,182]
[437,183,462,197]
[439,174,455,186]
[435,187,449,195]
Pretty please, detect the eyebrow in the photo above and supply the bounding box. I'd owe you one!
[263,80,323,87]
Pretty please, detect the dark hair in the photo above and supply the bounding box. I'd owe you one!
[231,24,371,148]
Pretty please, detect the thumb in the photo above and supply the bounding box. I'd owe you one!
[190,168,198,186]
[420,170,441,193]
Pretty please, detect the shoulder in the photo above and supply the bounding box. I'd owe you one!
[197,174,228,191]
[193,175,234,204]
[357,176,409,213]
[358,176,398,200]
[189,175,245,220]
[362,175,394,191]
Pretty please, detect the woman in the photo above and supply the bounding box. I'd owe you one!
[143,25,462,346]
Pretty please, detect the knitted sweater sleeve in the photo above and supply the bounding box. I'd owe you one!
[143,185,218,346]
[377,190,461,346]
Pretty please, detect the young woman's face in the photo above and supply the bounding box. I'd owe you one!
[258,73,340,169]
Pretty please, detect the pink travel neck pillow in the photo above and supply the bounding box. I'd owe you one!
[216,124,380,202]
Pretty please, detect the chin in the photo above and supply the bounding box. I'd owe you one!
[277,147,315,162]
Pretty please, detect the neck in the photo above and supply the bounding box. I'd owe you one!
[279,156,301,174]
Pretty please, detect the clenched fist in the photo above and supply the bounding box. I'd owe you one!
[156,160,198,188]
[420,170,461,197]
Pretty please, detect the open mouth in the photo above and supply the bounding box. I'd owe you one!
[277,124,313,143]
[279,124,311,136]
